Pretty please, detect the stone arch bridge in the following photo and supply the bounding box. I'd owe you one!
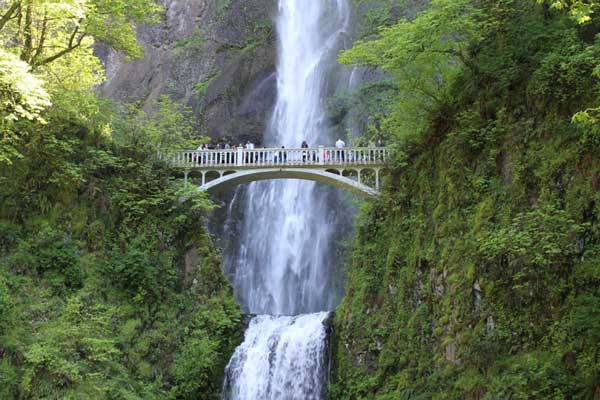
[171,147,389,197]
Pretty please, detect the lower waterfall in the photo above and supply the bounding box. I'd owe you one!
[222,313,330,400]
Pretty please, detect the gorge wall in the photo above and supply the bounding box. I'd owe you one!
[96,0,428,145]
[97,0,277,144]
[329,2,600,399]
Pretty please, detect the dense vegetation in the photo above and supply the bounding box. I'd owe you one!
[0,0,242,398]
[4,0,600,398]
[331,0,600,399]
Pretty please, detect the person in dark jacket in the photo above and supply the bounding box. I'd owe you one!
[301,140,308,162]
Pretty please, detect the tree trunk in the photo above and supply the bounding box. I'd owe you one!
[0,1,20,32]
[20,0,34,63]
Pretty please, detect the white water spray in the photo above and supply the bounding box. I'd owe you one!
[227,0,350,317]
[223,1,350,399]
[222,313,330,400]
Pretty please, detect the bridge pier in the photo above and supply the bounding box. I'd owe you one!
[375,169,380,191]
[184,171,189,187]
[357,169,361,185]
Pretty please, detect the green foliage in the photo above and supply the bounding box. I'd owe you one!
[0,0,165,165]
[112,95,208,156]
[0,0,240,396]
[327,78,400,142]
[340,0,490,144]
[172,28,207,57]
[0,0,161,67]
[0,48,51,164]
[542,0,600,23]
[0,49,51,124]
[9,226,85,292]
[351,0,394,36]
[0,70,241,400]
[332,1,600,399]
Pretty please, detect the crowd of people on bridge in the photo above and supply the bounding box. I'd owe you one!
[190,136,384,165]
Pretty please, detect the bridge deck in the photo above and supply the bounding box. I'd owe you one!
[171,146,388,170]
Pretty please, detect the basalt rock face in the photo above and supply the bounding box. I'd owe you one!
[97,0,277,144]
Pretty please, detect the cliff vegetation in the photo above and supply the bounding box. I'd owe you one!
[0,0,242,398]
[332,1,600,398]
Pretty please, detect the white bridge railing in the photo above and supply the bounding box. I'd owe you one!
[171,146,389,168]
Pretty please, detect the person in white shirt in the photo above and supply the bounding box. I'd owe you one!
[245,141,256,163]
[335,138,346,161]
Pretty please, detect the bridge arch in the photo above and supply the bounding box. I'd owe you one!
[200,168,380,197]
[172,146,389,196]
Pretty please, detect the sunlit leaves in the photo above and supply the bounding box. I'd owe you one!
[0,49,51,124]
[339,0,489,143]
[541,0,600,23]
[0,0,161,90]
[0,49,51,164]
[41,43,105,91]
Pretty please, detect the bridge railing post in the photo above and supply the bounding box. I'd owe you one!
[237,147,244,166]
[172,146,387,174]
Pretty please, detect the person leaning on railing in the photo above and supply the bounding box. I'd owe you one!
[335,138,346,161]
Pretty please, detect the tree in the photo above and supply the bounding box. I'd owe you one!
[339,0,489,143]
[0,0,161,68]
[112,96,207,157]
[0,0,162,164]
[541,0,600,23]
[0,48,51,164]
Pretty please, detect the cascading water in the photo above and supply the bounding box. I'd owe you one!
[222,1,350,399]
[222,313,330,400]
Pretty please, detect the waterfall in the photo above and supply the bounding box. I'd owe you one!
[226,0,350,317]
[222,313,330,400]
[222,1,349,399]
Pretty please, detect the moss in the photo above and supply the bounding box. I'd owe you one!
[331,2,600,399]
[172,28,207,57]
[0,104,243,399]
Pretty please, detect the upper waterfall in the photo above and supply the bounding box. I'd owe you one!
[224,0,351,316]
[270,0,350,147]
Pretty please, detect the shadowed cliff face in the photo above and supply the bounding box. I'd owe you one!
[97,0,277,144]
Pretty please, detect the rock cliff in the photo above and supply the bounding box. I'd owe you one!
[97,0,277,144]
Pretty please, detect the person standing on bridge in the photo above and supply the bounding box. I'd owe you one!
[245,141,252,163]
[200,143,209,164]
[193,143,202,163]
[223,142,230,164]
[301,140,309,162]
[281,145,287,163]
[368,139,375,161]
[335,138,346,162]
[377,137,384,161]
